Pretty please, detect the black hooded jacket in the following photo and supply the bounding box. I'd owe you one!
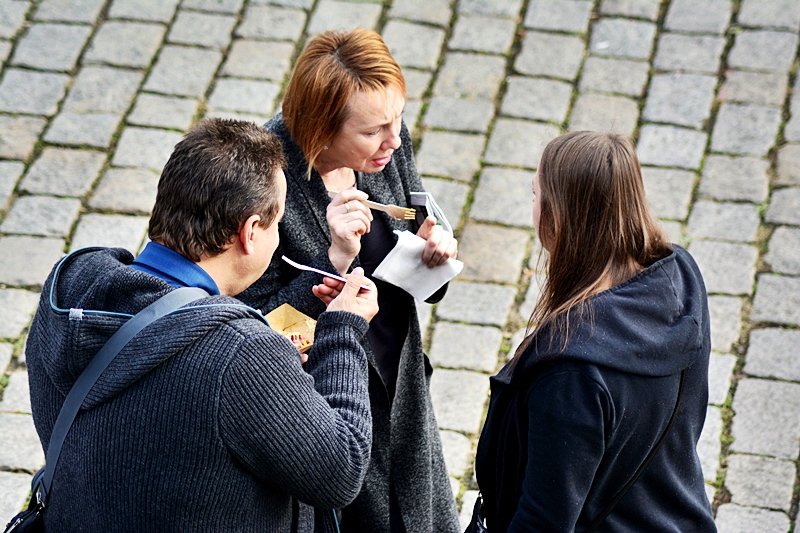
[475,245,717,532]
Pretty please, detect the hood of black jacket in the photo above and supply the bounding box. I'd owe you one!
[29,247,259,410]
[511,245,709,381]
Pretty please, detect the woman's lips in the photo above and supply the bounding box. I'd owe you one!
[371,155,391,167]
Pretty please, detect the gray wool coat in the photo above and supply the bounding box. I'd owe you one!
[237,115,460,532]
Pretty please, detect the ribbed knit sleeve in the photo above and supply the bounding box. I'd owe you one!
[218,310,371,509]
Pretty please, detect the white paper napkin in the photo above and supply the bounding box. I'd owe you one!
[373,230,464,301]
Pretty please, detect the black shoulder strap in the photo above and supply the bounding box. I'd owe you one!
[35,286,209,505]
[585,369,687,532]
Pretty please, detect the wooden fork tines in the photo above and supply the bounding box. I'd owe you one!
[327,190,416,221]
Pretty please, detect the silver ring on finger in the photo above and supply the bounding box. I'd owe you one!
[345,201,350,213]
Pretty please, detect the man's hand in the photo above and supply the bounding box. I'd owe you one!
[323,267,379,322]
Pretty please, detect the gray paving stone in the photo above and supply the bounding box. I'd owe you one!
[765,187,800,226]
[786,91,800,142]
[208,78,279,115]
[434,53,505,100]
[659,220,683,244]
[653,33,726,74]
[731,377,800,458]
[144,45,222,98]
[738,0,800,31]
[70,214,149,253]
[420,177,469,226]
[182,0,244,13]
[435,281,517,327]
[307,0,381,34]
[708,295,744,353]
[765,227,800,275]
[63,66,144,114]
[429,322,502,372]
[128,93,197,131]
[776,144,800,186]
[440,430,472,479]
[236,4,306,41]
[599,0,660,20]
[0,342,11,374]
[687,201,760,243]
[202,109,271,126]
[746,328,800,382]
[251,0,312,7]
[0,470,30,520]
[728,30,798,72]
[0,371,30,413]
[750,274,800,325]
[44,111,121,149]
[590,18,655,60]
[403,101,422,136]
[458,0,522,17]
[390,0,451,26]
[637,125,707,170]
[20,148,105,197]
[516,31,584,80]
[699,155,769,203]
[719,71,788,107]
[168,10,237,49]
[485,119,560,169]
[0,289,39,339]
[0,413,44,471]
[502,76,572,123]
[0,1,29,39]
[524,0,592,33]
[34,0,104,22]
[708,353,736,405]
[85,21,166,69]
[108,0,180,22]
[714,504,790,533]
[712,103,781,157]
[569,93,639,137]
[664,0,732,34]
[0,40,10,65]
[449,13,515,54]
[459,490,480,528]
[403,69,432,101]
[0,236,64,287]
[1,196,81,238]
[0,161,23,210]
[688,240,757,295]
[424,96,494,133]
[726,454,796,511]
[697,406,721,481]
[89,167,159,214]
[11,22,91,71]
[383,20,445,71]
[579,56,649,97]
[223,40,294,81]
[112,127,184,171]
[0,69,69,116]
[643,73,716,129]
[430,368,490,434]
[471,167,533,227]
[458,224,530,283]
[416,131,484,181]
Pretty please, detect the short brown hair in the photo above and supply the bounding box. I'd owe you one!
[522,131,670,354]
[282,29,406,176]
[148,118,286,261]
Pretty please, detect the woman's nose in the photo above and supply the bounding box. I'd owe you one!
[384,125,401,150]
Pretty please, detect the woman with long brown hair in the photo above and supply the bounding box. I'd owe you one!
[472,131,716,532]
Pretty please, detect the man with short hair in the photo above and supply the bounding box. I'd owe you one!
[25,118,378,532]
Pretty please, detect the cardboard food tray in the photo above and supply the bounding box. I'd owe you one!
[265,303,316,353]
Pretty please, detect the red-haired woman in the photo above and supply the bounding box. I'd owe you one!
[237,29,460,533]
[473,132,716,532]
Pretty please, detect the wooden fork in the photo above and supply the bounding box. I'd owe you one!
[326,190,416,220]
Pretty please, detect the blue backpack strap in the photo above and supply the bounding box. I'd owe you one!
[35,286,209,505]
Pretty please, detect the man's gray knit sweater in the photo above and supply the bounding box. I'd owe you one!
[25,247,372,532]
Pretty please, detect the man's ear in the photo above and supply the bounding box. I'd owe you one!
[238,214,261,254]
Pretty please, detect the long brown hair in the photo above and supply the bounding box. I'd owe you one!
[515,131,670,361]
[282,29,406,177]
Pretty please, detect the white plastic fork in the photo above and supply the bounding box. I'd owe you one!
[281,255,371,291]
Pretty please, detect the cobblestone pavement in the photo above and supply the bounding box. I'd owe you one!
[1,0,799,530]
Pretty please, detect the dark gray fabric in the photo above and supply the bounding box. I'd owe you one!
[237,115,460,533]
[26,247,372,532]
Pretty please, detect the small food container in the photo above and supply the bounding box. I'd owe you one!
[265,303,316,353]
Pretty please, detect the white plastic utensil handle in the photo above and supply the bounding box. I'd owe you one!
[281,255,371,291]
